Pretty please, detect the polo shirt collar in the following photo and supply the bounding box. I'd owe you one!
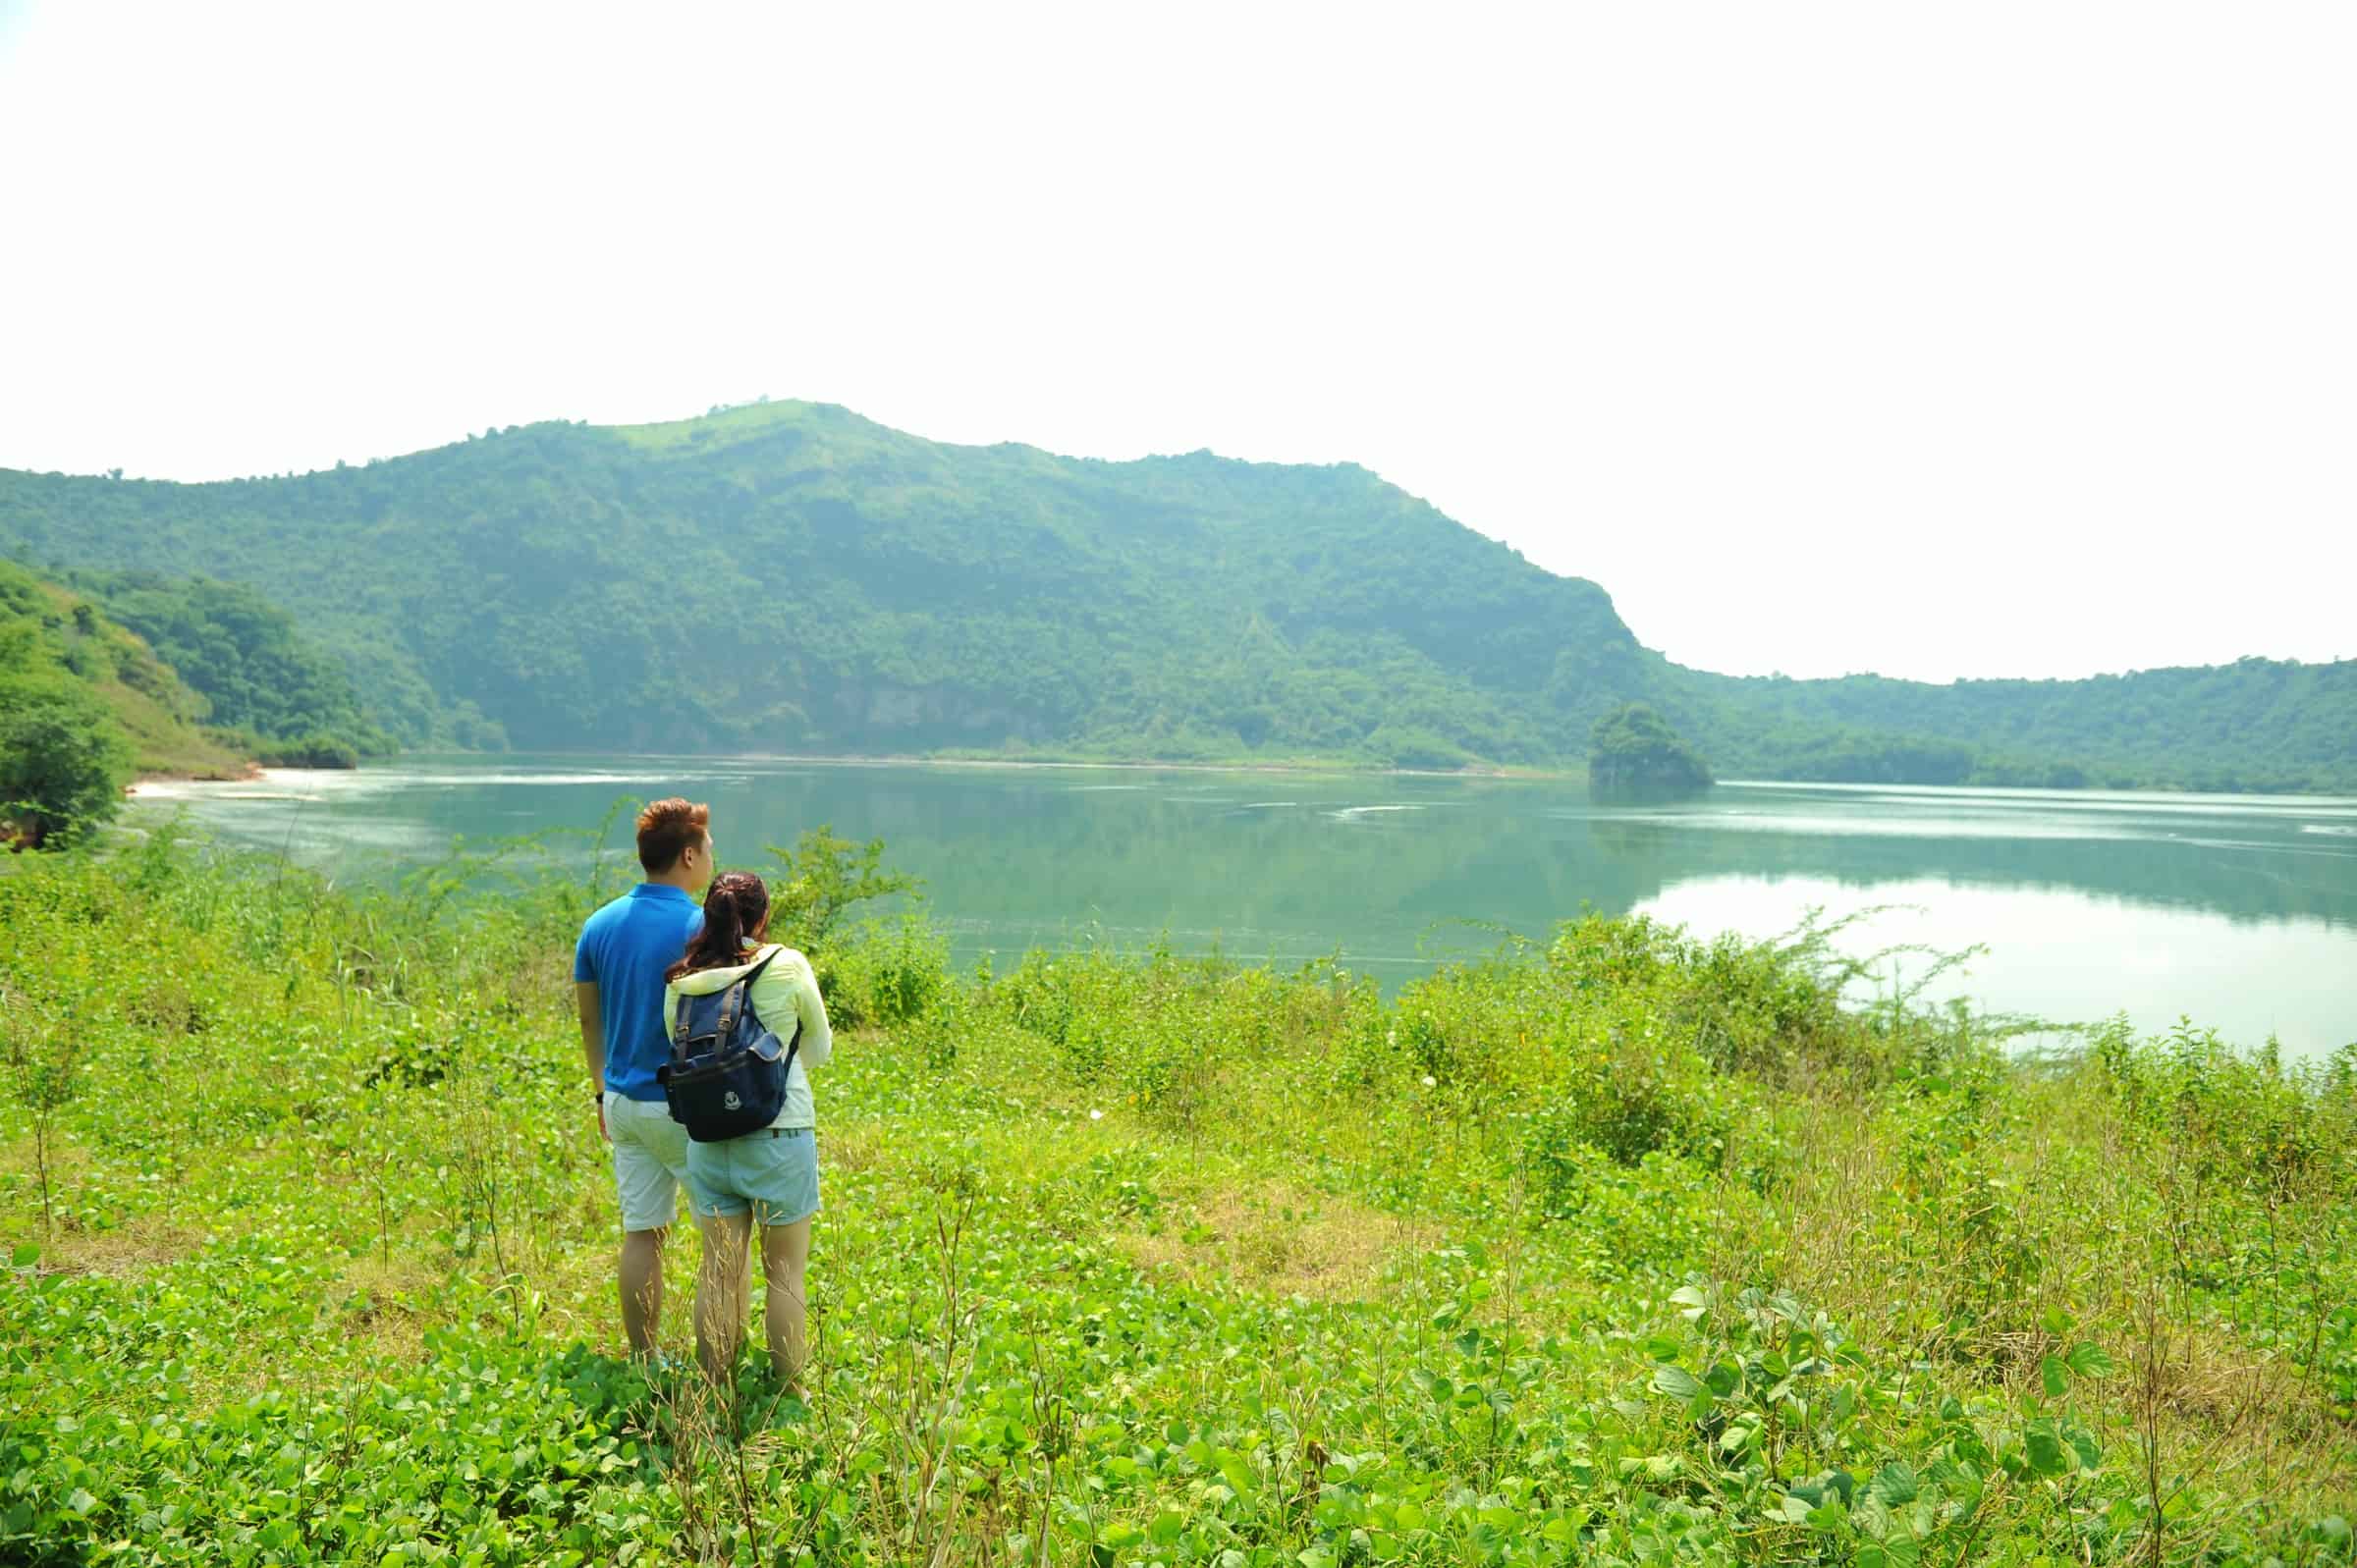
[630,883,694,903]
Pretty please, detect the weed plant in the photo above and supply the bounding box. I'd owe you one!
[0,829,2350,1565]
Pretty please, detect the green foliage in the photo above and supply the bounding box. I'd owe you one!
[65,569,394,761]
[0,557,247,801]
[1645,1284,2126,1566]
[0,984,82,1233]
[1,836,2352,1565]
[761,822,920,959]
[758,823,928,1030]
[1661,658,2357,793]
[0,676,134,846]
[1587,702,1713,792]
[2094,1017,2357,1205]
[250,731,364,769]
[11,403,2343,785]
[819,911,951,1033]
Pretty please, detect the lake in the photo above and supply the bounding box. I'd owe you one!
[135,757,2357,1059]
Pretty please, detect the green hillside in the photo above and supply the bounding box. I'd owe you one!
[1,401,2349,789]
[0,557,247,781]
[62,569,395,767]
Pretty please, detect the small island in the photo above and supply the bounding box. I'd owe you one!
[1588,702,1714,794]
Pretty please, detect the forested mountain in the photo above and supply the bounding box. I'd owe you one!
[1665,661,2357,793]
[1,400,2349,790]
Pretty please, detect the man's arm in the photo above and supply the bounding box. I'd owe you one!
[576,981,607,1138]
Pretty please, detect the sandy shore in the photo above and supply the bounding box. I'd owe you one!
[134,752,1559,787]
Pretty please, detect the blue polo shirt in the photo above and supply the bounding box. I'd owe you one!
[574,884,705,1102]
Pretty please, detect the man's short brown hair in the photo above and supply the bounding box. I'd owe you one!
[635,797,710,874]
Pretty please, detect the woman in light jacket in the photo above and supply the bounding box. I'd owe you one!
[664,870,833,1387]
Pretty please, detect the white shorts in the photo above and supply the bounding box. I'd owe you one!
[605,1092,690,1232]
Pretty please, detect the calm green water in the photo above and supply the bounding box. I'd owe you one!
[137,757,2357,1058]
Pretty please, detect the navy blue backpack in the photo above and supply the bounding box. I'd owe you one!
[658,948,799,1142]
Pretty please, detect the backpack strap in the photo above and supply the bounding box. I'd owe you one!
[712,946,783,1043]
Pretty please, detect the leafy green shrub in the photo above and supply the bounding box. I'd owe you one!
[1669,930,1847,1075]
[1647,1286,2142,1567]
[2095,1016,2357,1203]
[1534,1028,1735,1168]
[0,676,132,848]
[2320,1305,2357,1424]
[1374,946,1743,1165]
[973,945,1288,1127]
[824,911,951,1031]
[1545,910,1683,991]
[251,731,362,770]
[1512,1129,1727,1278]
[762,824,918,960]
[361,1021,455,1088]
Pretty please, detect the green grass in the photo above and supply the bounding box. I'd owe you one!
[607,399,834,454]
[1,832,2351,1565]
[87,672,249,779]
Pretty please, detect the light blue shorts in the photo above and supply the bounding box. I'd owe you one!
[685,1125,821,1226]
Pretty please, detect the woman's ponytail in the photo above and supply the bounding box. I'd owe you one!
[668,871,773,980]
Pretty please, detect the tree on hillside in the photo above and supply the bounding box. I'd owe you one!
[0,677,133,849]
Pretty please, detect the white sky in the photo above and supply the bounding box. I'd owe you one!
[2,2,2350,681]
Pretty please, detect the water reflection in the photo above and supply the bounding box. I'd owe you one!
[137,760,2357,1057]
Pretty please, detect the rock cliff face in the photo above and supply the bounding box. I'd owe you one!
[835,682,1031,744]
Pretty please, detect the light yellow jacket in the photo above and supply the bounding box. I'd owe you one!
[662,943,834,1129]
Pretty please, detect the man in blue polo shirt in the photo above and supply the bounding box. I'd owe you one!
[575,796,720,1356]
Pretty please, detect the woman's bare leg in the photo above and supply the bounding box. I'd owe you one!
[695,1212,753,1381]
[759,1217,812,1387]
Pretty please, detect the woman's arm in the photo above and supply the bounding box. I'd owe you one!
[751,948,833,1068]
[791,954,833,1069]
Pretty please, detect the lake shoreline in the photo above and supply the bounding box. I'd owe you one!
[127,751,1570,792]
[143,744,2357,803]
[120,755,1557,803]
[128,760,265,790]
[122,756,2357,1057]
[741,749,1557,782]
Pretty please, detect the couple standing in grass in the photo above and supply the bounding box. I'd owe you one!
[571,797,835,1387]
